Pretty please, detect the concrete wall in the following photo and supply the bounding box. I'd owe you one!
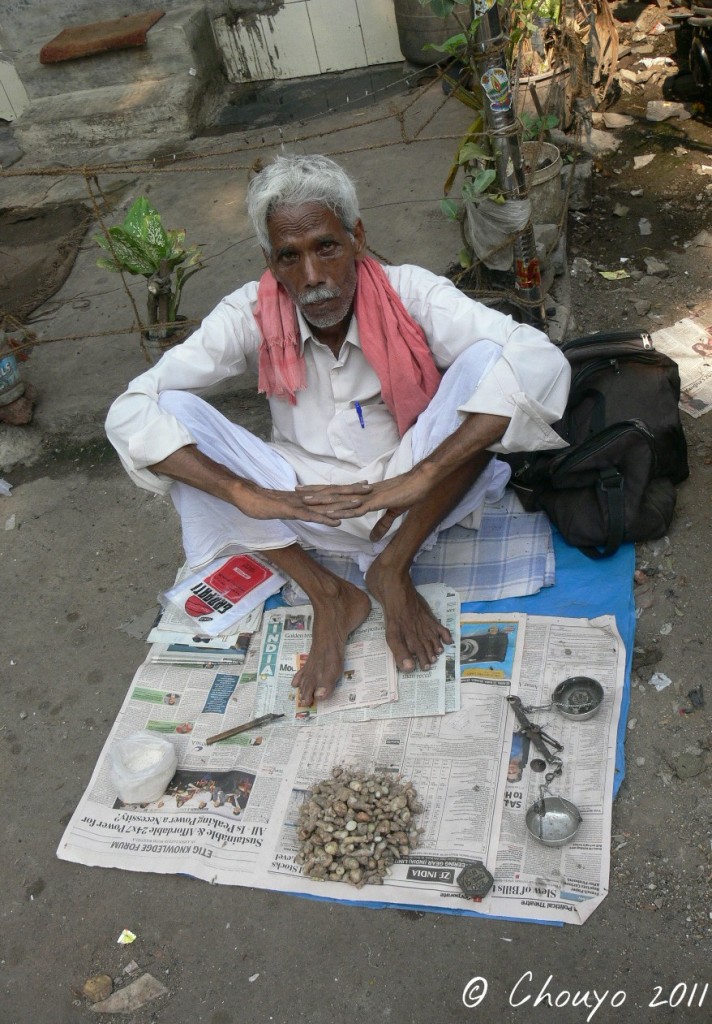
[214,0,402,83]
[2,1,185,56]
[1,1,401,73]
[4,1,405,152]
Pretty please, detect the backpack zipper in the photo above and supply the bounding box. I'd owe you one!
[548,419,658,476]
[571,350,662,390]
[561,329,652,353]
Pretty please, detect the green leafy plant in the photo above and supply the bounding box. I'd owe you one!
[421,0,562,73]
[95,197,203,340]
[421,0,564,267]
[520,111,559,140]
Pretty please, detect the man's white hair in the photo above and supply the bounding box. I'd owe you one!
[246,154,360,252]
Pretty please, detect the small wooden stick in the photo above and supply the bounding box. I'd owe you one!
[206,712,285,745]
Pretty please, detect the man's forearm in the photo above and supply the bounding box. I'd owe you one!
[149,445,246,505]
[298,411,511,527]
[149,444,373,526]
[414,412,511,486]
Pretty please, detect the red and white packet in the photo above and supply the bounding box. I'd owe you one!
[162,553,285,637]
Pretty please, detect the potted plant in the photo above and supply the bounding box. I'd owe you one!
[421,3,569,247]
[95,196,204,361]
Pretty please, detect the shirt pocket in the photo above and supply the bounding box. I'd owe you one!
[329,402,401,469]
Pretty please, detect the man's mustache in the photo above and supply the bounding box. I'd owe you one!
[299,286,341,305]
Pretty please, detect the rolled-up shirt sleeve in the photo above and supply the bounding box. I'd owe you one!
[105,282,260,493]
[386,264,571,453]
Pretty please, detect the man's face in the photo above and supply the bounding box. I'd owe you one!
[265,203,365,332]
[507,759,522,783]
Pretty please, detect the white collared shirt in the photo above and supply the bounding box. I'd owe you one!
[105,264,570,494]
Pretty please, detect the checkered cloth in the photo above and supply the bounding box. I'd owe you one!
[284,490,554,604]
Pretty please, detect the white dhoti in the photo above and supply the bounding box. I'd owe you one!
[158,343,511,571]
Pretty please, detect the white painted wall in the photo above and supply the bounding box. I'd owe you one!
[214,0,403,84]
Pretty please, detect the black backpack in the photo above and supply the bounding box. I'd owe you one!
[504,329,689,558]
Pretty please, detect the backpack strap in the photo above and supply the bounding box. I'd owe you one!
[565,386,607,437]
[578,467,626,559]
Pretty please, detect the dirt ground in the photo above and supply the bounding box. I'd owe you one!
[2,10,712,1022]
[565,80,712,949]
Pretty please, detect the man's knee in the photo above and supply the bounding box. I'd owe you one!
[158,390,207,419]
[442,340,501,387]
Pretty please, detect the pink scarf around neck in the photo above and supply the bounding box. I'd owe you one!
[253,256,441,437]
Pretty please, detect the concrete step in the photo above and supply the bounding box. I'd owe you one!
[15,7,212,98]
[13,5,225,156]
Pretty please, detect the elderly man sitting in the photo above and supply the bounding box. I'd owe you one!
[106,154,569,705]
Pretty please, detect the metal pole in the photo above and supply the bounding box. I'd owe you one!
[472,1,547,329]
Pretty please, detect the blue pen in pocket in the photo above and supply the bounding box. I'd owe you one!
[354,401,365,429]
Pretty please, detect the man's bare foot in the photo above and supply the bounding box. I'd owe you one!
[365,560,451,673]
[291,580,371,705]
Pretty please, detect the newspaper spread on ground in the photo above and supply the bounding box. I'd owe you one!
[482,613,624,924]
[58,608,625,925]
[253,585,459,725]
[652,316,712,418]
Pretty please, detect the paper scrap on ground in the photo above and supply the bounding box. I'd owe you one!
[58,599,625,926]
[90,974,168,1014]
[649,672,672,691]
[687,230,712,248]
[646,100,691,122]
[599,270,630,280]
[600,112,635,129]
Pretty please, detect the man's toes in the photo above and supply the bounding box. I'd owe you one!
[386,629,414,672]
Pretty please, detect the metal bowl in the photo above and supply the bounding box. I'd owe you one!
[526,796,583,846]
[552,676,604,721]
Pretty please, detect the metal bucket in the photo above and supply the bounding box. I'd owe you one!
[522,141,564,226]
[393,0,462,65]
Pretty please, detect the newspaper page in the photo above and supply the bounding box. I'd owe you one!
[56,652,295,884]
[262,613,526,908]
[314,584,459,724]
[252,603,397,723]
[487,614,625,924]
[652,316,712,417]
[58,611,624,925]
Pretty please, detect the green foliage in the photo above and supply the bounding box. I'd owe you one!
[424,32,468,56]
[439,198,461,220]
[422,0,562,253]
[461,169,497,200]
[94,197,203,323]
[457,141,493,164]
[520,112,559,140]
